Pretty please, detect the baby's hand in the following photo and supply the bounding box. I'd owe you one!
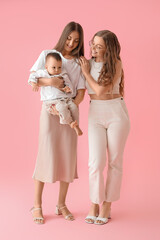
[62,86,72,93]
[31,82,39,92]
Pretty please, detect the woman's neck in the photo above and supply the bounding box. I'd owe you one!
[62,50,73,59]
[94,57,104,63]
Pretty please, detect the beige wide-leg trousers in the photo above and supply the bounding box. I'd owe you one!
[88,97,130,204]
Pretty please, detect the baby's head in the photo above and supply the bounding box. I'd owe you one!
[45,52,62,75]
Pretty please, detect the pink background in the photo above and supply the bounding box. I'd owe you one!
[0,0,160,239]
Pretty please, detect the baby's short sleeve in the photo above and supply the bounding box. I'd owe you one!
[30,51,46,72]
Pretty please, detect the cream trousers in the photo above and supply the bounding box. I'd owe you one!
[88,97,130,203]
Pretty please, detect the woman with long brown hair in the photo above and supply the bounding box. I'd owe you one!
[80,30,130,225]
[30,22,85,224]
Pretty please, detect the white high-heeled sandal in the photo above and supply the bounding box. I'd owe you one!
[85,205,100,224]
[94,210,111,225]
[94,216,109,225]
[85,215,97,224]
[30,207,44,224]
[55,205,74,221]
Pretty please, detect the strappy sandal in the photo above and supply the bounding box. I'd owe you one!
[85,215,98,224]
[55,205,75,221]
[30,207,44,224]
[94,210,111,225]
[94,216,109,225]
[85,205,99,224]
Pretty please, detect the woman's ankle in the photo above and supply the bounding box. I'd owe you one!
[102,201,111,208]
[91,203,99,208]
[57,202,65,208]
[88,203,99,215]
[34,203,42,208]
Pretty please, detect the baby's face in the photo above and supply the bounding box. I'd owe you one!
[45,57,62,75]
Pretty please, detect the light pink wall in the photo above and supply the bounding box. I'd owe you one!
[0,0,160,234]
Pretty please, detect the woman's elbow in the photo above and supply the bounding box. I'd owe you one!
[77,89,85,98]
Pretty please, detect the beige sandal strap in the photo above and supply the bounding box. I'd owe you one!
[30,207,42,212]
[57,205,74,220]
[59,205,66,210]
[65,214,73,219]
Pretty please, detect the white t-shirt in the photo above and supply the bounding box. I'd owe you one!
[86,58,121,94]
[30,50,85,98]
[28,69,73,101]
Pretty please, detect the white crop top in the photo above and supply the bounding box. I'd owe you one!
[86,58,121,94]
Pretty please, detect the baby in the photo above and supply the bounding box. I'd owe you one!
[28,52,83,136]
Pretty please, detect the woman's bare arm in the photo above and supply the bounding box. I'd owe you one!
[79,57,122,97]
[29,70,64,88]
[74,89,86,106]
[37,77,64,88]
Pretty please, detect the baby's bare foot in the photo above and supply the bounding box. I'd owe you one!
[74,126,83,136]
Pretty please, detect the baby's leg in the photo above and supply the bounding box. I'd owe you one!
[55,100,73,124]
[67,100,83,136]
[70,121,83,136]
[45,100,59,115]
[56,100,83,136]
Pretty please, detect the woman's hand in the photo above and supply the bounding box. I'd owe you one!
[50,77,65,89]
[49,104,59,116]
[79,57,90,76]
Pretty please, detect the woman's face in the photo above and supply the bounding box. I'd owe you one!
[64,31,80,54]
[90,36,106,61]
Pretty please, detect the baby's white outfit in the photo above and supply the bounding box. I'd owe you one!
[28,69,77,125]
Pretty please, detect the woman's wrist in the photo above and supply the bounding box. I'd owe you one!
[51,77,64,88]
[84,72,90,79]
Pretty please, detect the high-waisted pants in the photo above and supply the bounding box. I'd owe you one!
[88,97,130,204]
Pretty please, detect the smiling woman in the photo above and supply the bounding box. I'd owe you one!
[80,30,130,225]
[89,37,106,52]
[54,22,84,59]
[29,22,85,224]
[64,32,80,55]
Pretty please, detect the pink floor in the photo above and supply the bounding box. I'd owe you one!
[1,173,160,240]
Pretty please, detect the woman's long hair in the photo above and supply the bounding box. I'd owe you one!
[93,30,124,96]
[54,22,84,58]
